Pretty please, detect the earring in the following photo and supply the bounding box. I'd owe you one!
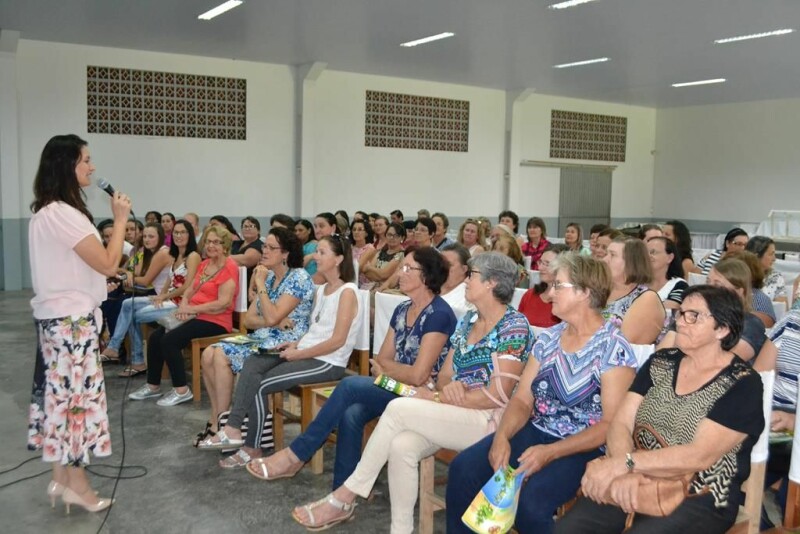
[282,258,287,266]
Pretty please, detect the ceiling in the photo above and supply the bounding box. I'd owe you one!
[1,0,799,108]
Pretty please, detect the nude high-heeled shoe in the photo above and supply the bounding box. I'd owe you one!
[62,487,114,514]
[47,481,65,508]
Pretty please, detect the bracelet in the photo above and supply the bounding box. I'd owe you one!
[257,290,268,295]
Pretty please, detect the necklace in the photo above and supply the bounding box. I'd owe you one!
[199,262,223,283]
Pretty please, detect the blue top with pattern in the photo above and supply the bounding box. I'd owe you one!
[530,321,637,439]
[450,307,533,390]
[304,241,318,275]
[390,296,457,377]
[252,268,315,348]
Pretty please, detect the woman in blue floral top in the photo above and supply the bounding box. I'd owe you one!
[446,253,637,534]
[292,252,533,533]
[245,246,456,490]
[196,227,314,443]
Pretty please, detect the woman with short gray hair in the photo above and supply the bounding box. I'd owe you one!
[293,252,534,532]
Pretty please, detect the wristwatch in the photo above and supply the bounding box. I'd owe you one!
[625,452,635,472]
[433,392,441,403]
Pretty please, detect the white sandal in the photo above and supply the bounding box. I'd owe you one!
[292,493,356,531]
[197,428,245,450]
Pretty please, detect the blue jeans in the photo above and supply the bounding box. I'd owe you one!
[289,375,397,489]
[446,424,603,534]
[107,296,176,365]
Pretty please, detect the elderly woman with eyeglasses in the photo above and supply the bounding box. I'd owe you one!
[558,285,764,534]
[292,253,534,532]
[447,253,637,534]
[129,225,240,406]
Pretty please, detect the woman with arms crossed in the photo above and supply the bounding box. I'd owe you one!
[28,134,131,512]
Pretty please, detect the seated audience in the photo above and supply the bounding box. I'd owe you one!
[637,223,663,241]
[413,217,436,249]
[565,222,589,255]
[295,218,317,276]
[229,216,263,287]
[695,227,748,275]
[594,227,622,260]
[161,212,175,247]
[521,217,551,269]
[603,237,667,344]
[660,257,775,370]
[457,218,486,256]
[440,243,472,315]
[492,232,529,288]
[101,222,172,363]
[558,285,764,534]
[588,223,609,258]
[646,236,688,310]
[199,236,360,468]
[663,220,696,278]
[725,250,776,327]
[125,218,143,249]
[128,225,239,406]
[350,220,377,289]
[353,210,368,223]
[372,215,389,250]
[292,253,534,532]
[103,220,201,377]
[498,209,522,243]
[489,223,516,248]
[448,253,637,533]
[197,227,314,442]
[747,235,786,300]
[518,244,569,328]
[208,215,243,253]
[361,223,406,291]
[243,247,456,488]
[145,210,162,225]
[270,213,296,229]
[311,213,339,283]
[431,212,455,250]
[762,309,800,528]
[183,212,201,237]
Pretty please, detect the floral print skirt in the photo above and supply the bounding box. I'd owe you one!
[28,312,112,465]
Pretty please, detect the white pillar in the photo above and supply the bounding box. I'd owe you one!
[294,61,326,217]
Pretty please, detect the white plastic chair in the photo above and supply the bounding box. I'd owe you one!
[511,287,527,310]
[373,292,410,353]
[688,272,708,286]
[630,343,655,368]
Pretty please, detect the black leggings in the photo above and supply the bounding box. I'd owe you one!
[554,494,734,534]
[146,319,226,388]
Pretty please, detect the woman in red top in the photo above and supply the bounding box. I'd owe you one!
[518,244,568,328]
[521,217,551,270]
[129,225,239,406]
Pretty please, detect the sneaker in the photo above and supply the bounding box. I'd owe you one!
[128,384,162,401]
[156,388,193,407]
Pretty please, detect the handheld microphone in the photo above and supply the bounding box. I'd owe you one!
[97,179,115,197]
[97,179,135,216]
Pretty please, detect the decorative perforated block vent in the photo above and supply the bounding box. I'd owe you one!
[365,90,469,152]
[86,66,246,140]
[549,110,626,162]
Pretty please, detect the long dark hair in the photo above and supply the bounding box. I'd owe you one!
[269,226,304,268]
[349,219,374,246]
[665,220,693,264]
[31,134,92,221]
[169,219,198,259]
[648,236,684,280]
[295,218,315,244]
[141,223,165,275]
[210,215,241,240]
[320,235,356,283]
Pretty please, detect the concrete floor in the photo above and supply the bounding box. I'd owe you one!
[0,290,442,534]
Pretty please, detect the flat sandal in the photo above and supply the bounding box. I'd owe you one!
[292,494,356,531]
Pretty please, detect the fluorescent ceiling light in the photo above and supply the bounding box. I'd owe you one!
[553,57,609,69]
[548,0,597,10]
[198,0,243,21]
[400,32,455,47]
[671,78,726,88]
[714,28,794,44]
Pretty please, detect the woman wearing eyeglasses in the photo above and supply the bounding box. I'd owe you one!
[447,253,637,534]
[128,225,239,406]
[229,216,263,287]
[293,253,534,532]
[195,227,315,445]
[198,236,359,469]
[695,228,749,276]
[558,285,764,534]
[360,222,407,291]
[457,218,486,256]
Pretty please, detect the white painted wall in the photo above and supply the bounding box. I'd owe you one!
[14,40,296,219]
[510,93,658,220]
[653,98,800,225]
[309,70,507,217]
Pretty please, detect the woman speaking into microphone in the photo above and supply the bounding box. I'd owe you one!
[28,134,131,513]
